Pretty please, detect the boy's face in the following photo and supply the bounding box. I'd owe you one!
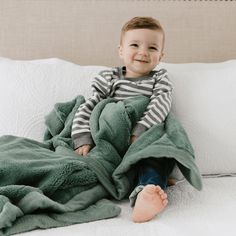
[118,28,164,78]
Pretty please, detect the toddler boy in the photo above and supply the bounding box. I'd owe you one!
[72,17,175,222]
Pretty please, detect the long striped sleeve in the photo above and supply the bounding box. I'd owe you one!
[132,69,173,136]
[71,67,172,149]
[71,70,113,149]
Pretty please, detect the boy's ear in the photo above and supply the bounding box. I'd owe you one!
[159,52,164,61]
[118,45,123,59]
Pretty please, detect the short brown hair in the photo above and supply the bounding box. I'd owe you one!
[120,17,165,44]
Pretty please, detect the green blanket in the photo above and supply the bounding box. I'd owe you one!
[0,95,202,235]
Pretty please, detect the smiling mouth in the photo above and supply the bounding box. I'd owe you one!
[135,59,149,63]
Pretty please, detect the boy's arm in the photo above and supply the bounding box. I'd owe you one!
[132,69,173,138]
[71,70,113,149]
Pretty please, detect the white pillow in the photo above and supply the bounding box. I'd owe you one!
[0,57,108,141]
[159,60,236,175]
[0,57,236,176]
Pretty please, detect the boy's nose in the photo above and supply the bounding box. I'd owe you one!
[138,48,148,56]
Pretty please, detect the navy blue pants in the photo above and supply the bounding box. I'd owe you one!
[136,158,176,190]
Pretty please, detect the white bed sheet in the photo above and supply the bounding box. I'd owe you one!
[19,177,236,236]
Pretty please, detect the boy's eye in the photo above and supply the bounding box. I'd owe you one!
[149,47,158,51]
[130,43,138,47]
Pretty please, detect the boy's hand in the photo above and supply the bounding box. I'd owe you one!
[75,144,91,156]
[130,135,138,144]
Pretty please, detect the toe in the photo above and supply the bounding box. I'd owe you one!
[160,193,167,199]
[155,185,162,191]
[158,189,164,195]
[145,184,156,191]
[143,185,156,194]
[163,199,168,206]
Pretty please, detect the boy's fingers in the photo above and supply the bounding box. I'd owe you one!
[130,135,137,143]
[74,145,91,156]
[83,145,91,156]
[78,147,83,155]
[74,148,80,155]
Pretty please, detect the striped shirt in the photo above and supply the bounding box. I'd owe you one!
[71,67,173,149]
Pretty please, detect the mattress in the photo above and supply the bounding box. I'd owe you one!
[20,176,236,236]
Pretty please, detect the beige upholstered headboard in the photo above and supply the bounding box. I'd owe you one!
[0,0,236,66]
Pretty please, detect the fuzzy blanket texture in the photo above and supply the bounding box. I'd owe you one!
[0,95,202,235]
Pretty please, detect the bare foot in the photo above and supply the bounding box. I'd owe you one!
[132,184,168,223]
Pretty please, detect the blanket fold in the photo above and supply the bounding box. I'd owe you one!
[0,95,202,235]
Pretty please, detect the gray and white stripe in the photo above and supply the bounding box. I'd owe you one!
[71,67,172,140]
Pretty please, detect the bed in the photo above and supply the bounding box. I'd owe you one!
[0,1,236,236]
